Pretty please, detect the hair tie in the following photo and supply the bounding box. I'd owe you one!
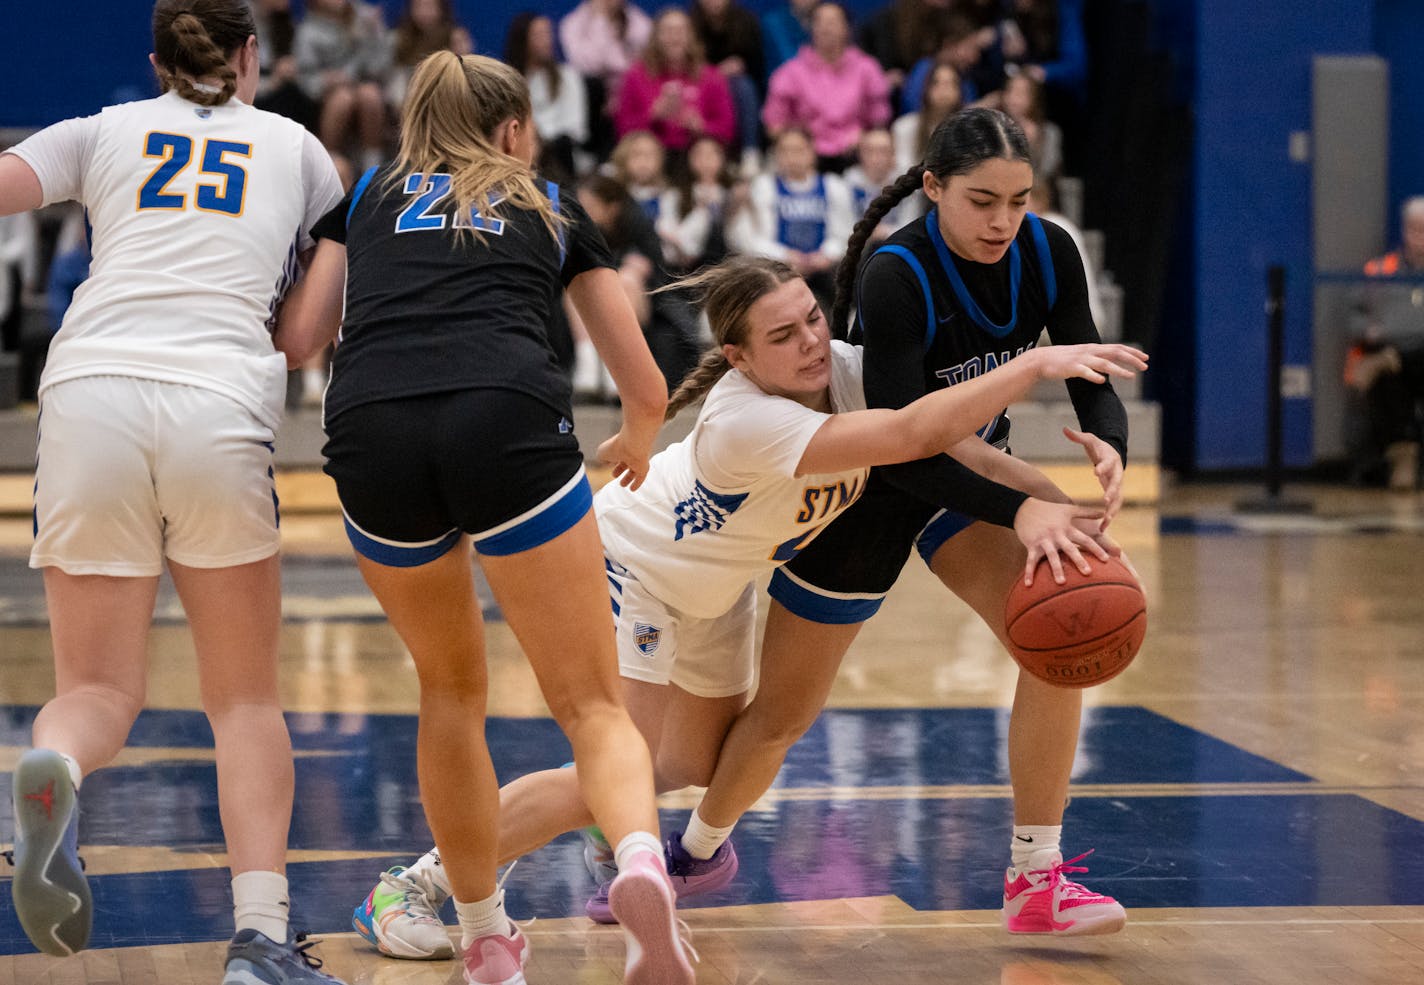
[190,80,223,94]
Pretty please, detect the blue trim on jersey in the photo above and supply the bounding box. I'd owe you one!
[768,569,885,625]
[871,245,936,353]
[546,180,567,265]
[475,474,592,557]
[343,516,461,568]
[347,166,379,225]
[925,210,1021,338]
[1026,213,1057,310]
[914,509,976,564]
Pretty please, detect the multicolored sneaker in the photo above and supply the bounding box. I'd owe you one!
[10,748,91,956]
[608,852,696,985]
[352,866,454,959]
[664,831,739,899]
[581,826,619,884]
[585,833,740,924]
[222,929,347,984]
[1002,849,1126,936]
[461,925,529,985]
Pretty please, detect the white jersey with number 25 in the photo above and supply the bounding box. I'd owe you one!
[8,90,342,429]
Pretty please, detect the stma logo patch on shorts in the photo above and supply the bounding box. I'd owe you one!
[634,623,662,657]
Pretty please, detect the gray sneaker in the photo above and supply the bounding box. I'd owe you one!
[222,929,347,985]
[581,826,619,884]
[10,748,91,956]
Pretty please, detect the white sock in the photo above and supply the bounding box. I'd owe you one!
[232,870,290,943]
[58,753,83,791]
[613,831,664,872]
[1011,825,1062,874]
[454,887,512,949]
[407,847,452,898]
[680,811,735,861]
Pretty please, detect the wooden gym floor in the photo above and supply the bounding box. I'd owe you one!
[0,473,1422,985]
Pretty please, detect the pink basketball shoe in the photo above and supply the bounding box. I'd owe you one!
[607,851,696,985]
[1002,849,1126,936]
[461,925,529,985]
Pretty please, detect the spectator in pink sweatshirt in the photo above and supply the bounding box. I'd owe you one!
[559,0,653,93]
[762,1,891,172]
[616,8,736,157]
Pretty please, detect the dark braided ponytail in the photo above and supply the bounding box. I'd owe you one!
[656,256,801,420]
[831,107,1033,340]
[830,164,925,339]
[152,0,256,107]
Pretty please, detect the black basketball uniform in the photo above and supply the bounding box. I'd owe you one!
[313,165,616,565]
[768,210,1129,622]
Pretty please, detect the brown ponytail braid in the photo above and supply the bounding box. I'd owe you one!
[151,0,256,107]
[665,349,733,421]
[830,164,925,339]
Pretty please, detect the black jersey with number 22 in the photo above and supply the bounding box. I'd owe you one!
[311,166,615,422]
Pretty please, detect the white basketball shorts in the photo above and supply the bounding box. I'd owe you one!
[604,553,757,698]
[31,376,281,576]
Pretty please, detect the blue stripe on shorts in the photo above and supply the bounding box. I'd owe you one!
[767,568,885,625]
[343,513,461,568]
[474,472,593,557]
[914,509,976,565]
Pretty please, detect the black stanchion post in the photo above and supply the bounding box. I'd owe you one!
[1238,265,1312,513]
[1265,265,1285,499]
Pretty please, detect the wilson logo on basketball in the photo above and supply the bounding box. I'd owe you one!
[1049,601,1100,638]
[1003,556,1147,689]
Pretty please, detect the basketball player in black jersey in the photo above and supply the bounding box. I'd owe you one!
[275,52,694,985]
[674,108,1137,937]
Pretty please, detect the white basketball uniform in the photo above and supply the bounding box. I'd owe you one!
[597,339,868,696]
[8,90,342,575]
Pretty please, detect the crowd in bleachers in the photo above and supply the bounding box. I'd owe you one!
[0,0,1106,408]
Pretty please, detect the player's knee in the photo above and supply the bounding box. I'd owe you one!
[655,751,716,790]
[412,660,489,705]
[69,681,146,729]
[546,691,623,743]
[742,701,818,750]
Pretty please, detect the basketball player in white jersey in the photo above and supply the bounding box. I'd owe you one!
[355,256,1145,946]
[0,3,345,982]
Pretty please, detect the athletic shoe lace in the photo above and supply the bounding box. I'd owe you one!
[383,866,447,922]
[1030,849,1107,899]
[289,932,325,970]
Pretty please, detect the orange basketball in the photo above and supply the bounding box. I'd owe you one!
[1003,555,1146,688]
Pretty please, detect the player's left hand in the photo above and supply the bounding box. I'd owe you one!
[1063,427,1125,527]
[598,432,653,491]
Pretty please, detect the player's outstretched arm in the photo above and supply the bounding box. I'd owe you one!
[271,239,346,369]
[948,437,1071,504]
[0,155,43,216]
[796,343,1147,476]
[567,267,668,490]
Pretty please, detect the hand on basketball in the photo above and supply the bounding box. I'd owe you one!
[598,431,652,491]
[1063,427,1126,526]
[1032,343,1147,384]
[1013,498,1111,586]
